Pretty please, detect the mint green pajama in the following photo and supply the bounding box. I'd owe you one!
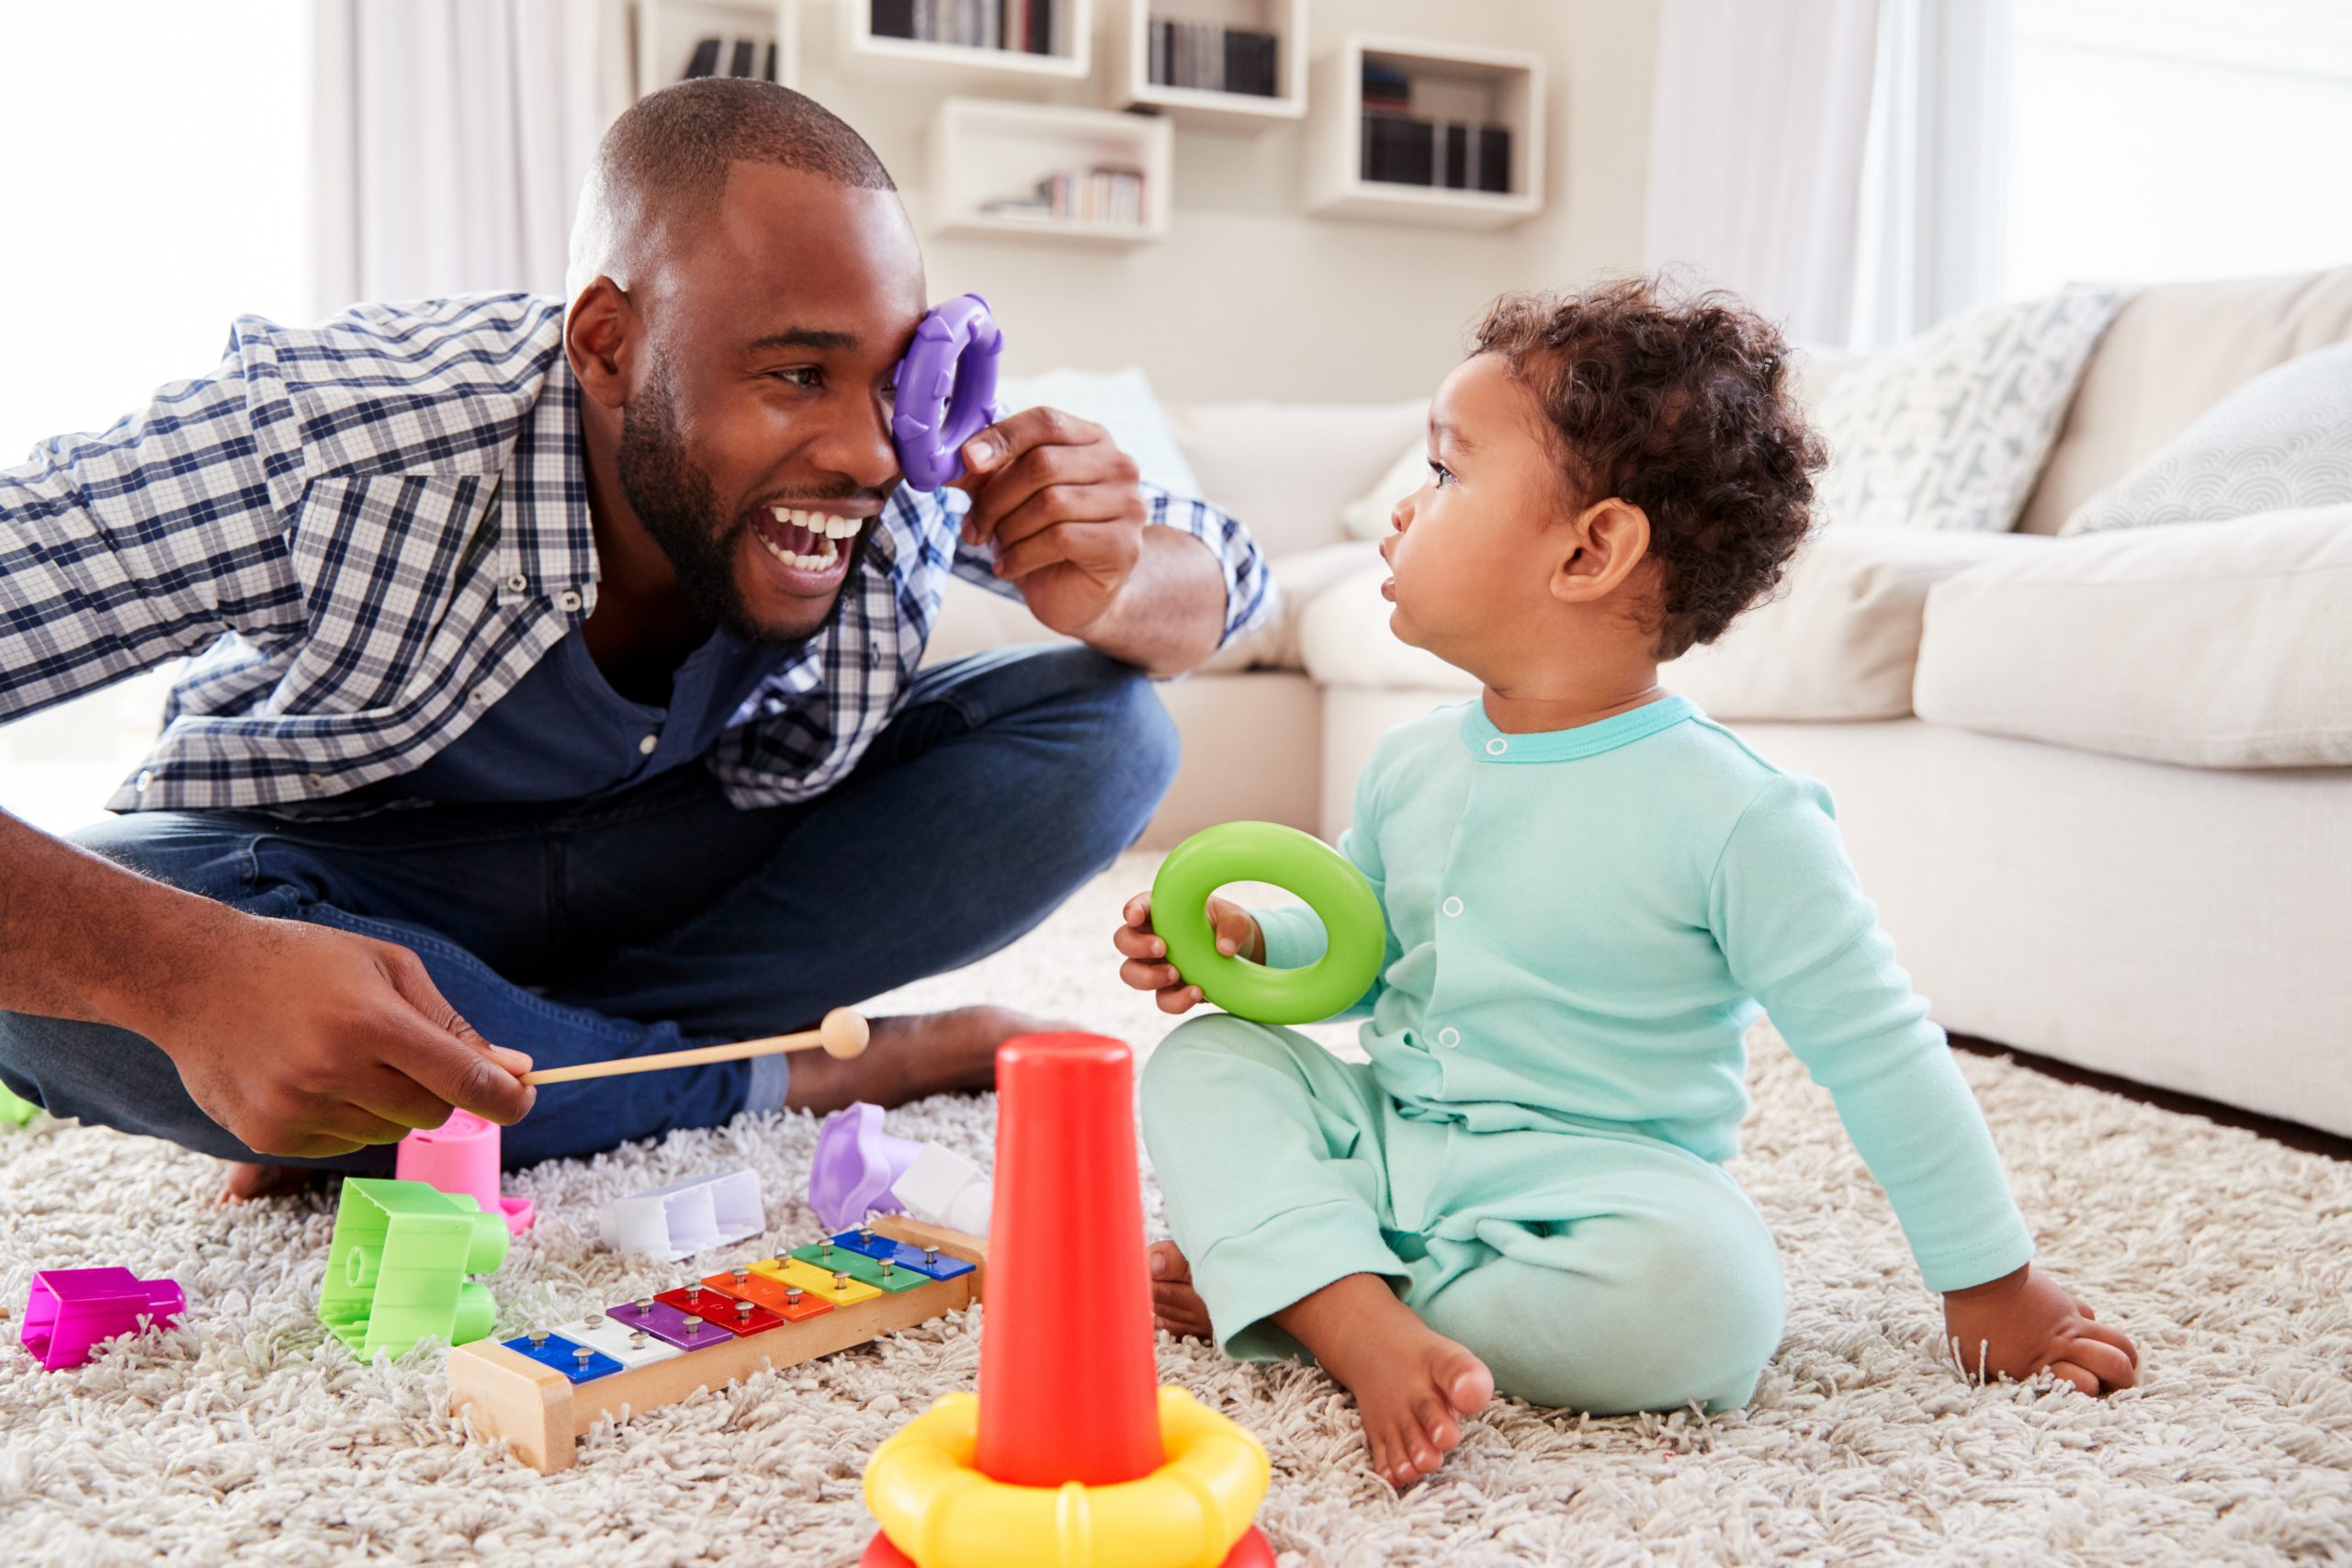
[1140,696,2033,1415]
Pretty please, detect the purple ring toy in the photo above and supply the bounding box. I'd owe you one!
[891,292,1005,491]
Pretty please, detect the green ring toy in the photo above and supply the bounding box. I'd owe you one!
[1151,821,1385,1026]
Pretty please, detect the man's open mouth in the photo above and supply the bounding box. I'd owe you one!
[752,505,866,572]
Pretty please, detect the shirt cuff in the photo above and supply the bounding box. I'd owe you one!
[1143,484,1273,651]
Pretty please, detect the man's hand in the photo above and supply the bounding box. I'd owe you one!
[952,406,1148,637]
[1114,889,1262,1014]
[1941,1263,2139,1394]
[137,910,536,1160]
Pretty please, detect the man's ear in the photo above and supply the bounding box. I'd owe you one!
[565,277,639,410]
[1549,497,1652,606]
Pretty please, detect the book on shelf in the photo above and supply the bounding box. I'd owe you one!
[1361,115,1512,196]
[981,164,1148,228]
[874,0,1054,53]
[1146,17,1279,97]
[684,36,780,82]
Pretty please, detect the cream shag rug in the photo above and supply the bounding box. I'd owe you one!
[4,852,2349,1567]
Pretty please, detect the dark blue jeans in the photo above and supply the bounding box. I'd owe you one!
[0,648,1178,1170]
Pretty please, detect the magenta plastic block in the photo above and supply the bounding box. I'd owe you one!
[809,1102,923,1232]
[20,1268,186,1370]
[396,1110,535,1235]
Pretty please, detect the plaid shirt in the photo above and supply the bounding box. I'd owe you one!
[0,294,1271,815]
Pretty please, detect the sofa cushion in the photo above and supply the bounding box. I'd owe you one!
[1915,505,2352,767]
[1168,399,1428,561]
[1812,288,2123,533]
[1340,439,1430,542]
[1666,529,2044,719]
[997,367,1201,497]
[2062,341,2352,535]
[1294,558,1476,694]
[2016,265,2352,536]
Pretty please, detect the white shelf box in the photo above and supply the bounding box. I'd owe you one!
[1306,33,1544,230]
[636,0,801,97]
[927,98,1172,244]
[1105,0,1306,124]
[842,0,1092,91]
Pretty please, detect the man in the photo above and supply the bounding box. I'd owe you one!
[0,80,1268,1195]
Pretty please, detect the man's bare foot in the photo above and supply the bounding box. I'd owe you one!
[1273,1272,1495,1489]
[784,1005,1058,1115]
[220,1162,326,1202]
[1148,1240,1213,1338]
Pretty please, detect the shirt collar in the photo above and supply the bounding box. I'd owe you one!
[1459,693,1697,763]
[495,344,599,607]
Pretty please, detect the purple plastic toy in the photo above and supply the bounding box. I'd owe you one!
[891,293,1004,491]
[20,1268,186,1370]
[808,1102,924,1232]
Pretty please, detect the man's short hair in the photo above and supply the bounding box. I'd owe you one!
[568,78,896,299]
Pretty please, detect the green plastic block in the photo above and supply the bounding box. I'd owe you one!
[318,1178,509,1357]
[788,1240,927,1293]
[0,1083,38,1128]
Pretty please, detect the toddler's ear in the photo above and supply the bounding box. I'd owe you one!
[1550,498,1651,606]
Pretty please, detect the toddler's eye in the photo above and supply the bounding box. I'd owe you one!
[1428,460,1457,489]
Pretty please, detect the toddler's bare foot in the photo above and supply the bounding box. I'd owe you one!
[1273,1272,1494,1489]
[1148,1240,1213,1338]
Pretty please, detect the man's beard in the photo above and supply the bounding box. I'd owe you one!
[615,361,771,642]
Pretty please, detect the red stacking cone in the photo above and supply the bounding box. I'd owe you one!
[863,1032,1275,1568]
[974,1032,1164,1484]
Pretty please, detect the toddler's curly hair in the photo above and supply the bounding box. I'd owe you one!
[1470,277,1827,659]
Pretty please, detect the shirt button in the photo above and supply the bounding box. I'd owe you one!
[306,773,327,791]
[1485,737,1508,756]
[506,572,528,592]
[556,590,582,613]
[468,686,492,706]
[1437,1027,1462,1049]
[639,733,659,756]
[134,770,154,793]
[1442,896,1464,919]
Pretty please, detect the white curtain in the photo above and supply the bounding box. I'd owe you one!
[1846,0,2015,348]
[309,0,632,311]
[1642,0,1883,346]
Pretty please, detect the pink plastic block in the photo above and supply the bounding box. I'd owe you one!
[21,1268,186,1370]
[396,1111,535,1235]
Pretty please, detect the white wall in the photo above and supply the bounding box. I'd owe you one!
[797,0,1661,403]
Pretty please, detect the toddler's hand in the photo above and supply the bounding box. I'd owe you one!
[1114,890,1262,1015]
[1941,1263,2139,1394]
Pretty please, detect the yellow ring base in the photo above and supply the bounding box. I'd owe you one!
[864,1385,1271,1568]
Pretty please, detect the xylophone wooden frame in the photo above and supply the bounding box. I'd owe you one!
[447,1215,987,1472]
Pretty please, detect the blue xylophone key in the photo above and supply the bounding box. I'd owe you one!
[828,1229,975,1281]
[505,1330,624,1383]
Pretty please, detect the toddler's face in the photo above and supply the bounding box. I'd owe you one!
[1380,354,1573,668]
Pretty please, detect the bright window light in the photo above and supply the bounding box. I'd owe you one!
[0,2,311,461]
[2007,0,2352,295]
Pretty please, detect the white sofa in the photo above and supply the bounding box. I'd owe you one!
[933,266,2352,1140]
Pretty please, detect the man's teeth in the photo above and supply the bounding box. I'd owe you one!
[758,529,838,570]
[769,506,865,540]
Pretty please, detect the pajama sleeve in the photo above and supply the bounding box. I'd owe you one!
[1710,773,2036,1292]
[1250,736,1401,1023]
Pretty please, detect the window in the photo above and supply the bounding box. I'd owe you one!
[0,2,311,461]
[2006,0,2352,296]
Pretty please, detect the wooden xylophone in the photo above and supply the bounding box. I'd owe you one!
[447,1214,986,1472]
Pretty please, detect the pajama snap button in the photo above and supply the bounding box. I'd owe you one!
[1442,896,1464,918]
[1437,1027,1461,1049]
[1484,737,1508,756]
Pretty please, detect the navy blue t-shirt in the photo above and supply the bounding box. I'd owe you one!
[383,627,790,804]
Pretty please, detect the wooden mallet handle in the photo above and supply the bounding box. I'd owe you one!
[520,1009,870,1087]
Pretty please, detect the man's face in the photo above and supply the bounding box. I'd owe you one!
[617,164,926,645]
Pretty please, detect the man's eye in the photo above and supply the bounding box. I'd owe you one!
[1428,460,1456,489]
[771,367,821,389]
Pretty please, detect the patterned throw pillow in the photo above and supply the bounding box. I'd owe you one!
[2061,340,2352,535]
[1813,288,2124,532]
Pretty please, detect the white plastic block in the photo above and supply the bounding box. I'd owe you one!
[891,1144,993,1238]
[598,1169,764,1261]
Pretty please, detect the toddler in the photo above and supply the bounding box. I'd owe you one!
[1114,279,2139,1489]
